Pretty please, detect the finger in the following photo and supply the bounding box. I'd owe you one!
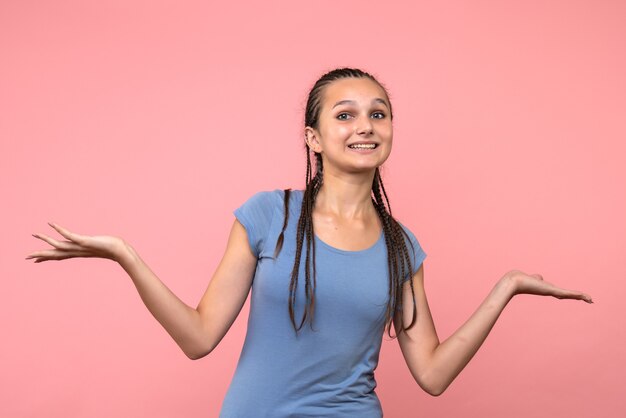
[30,252,95,263]
[32,233,83,252]
[552,287,594,303]
[48,222,87,245]
[26,249,93,262]
[26,249,69,260]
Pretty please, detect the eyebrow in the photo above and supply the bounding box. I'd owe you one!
[332,98,389,109]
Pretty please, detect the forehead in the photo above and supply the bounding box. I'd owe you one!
[322,77,387,108]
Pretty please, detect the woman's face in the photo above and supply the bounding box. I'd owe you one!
[305,77,393,175]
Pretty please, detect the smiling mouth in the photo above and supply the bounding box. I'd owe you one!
[348,143,378,149]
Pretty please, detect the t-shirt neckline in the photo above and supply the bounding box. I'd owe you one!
[291,189,385,255]
[314,231,384,254]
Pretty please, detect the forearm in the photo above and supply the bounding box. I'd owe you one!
[116,242,206,359]
[423,277,516,395]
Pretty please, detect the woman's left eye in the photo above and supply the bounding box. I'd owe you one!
[372,112,385,119]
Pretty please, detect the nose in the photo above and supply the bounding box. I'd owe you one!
[356,115,374,135]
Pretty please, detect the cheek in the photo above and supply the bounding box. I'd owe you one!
[378,133,393,154]
[380,124,393,139]
[337,124,354,138]
[323,125,353,143]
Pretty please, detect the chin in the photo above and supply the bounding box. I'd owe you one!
[345,163,384,174]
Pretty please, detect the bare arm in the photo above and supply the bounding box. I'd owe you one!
[394,266,593,396]
[27,219,257,360]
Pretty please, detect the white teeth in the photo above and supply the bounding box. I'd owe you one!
[349,144,377,149]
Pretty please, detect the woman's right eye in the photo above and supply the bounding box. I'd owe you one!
[337,113,351,120]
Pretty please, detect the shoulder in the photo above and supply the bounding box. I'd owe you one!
[233,189,290,257]
[242,189,285,207]
[233,189,285,227]
[394,219,427,274]
[244,188,304,202]
[396,219,427,258]
[396,220,418,243]
[234,189,302,223]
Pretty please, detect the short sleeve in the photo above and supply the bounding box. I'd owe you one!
[233,191,280,258]
[399,223,427,282]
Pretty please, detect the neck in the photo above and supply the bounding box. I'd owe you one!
[314,167,377,219]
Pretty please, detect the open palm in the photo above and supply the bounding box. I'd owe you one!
[505,270,593,303]
[25,222,125,263]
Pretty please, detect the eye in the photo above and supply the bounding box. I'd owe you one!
[336,112,351,120]
[371,111,386,119]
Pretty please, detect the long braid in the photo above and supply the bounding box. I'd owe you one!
[372,169,417,336]
[286,147,323,333]
[302,173,315,330]
[273,189,291,258]
[310,154,324,311]
[288,155,310,331]
[372,170,402,335]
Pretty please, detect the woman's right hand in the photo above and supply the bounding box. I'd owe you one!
[26,222,127,263]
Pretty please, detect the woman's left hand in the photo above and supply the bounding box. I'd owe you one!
[502,270,593,304]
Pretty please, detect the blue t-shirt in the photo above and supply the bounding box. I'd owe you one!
[219,189,427,418]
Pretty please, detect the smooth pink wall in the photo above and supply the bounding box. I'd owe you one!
[2,1,624,417]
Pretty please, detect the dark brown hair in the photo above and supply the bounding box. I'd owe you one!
[274,67,418,339]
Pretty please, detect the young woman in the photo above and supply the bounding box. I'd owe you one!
[26,67,593,417]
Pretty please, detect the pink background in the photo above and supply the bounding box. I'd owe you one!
[2,1,624,417]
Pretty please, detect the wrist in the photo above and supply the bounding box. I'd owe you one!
[114,240,138,267]
[495,275,518,301]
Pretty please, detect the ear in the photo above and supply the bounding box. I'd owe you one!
[304,126,322,153]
